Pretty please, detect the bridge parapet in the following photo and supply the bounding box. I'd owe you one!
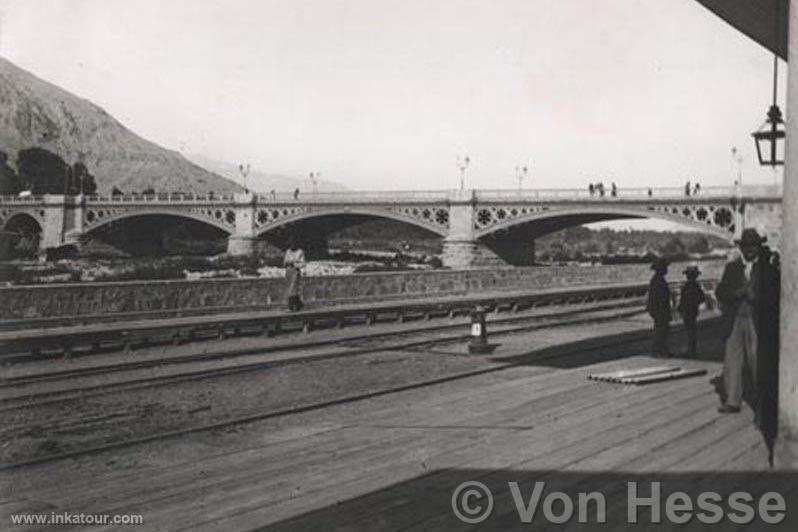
[475,184,782,202]
[256,189,453,204]
[0,195,46,203]
[84,193,237,204]
[2,184,781,206]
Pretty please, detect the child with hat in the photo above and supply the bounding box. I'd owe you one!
[677,265,706,357]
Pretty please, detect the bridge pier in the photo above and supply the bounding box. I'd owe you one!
[63,195,86,248]
[441,240,505,268]
[39,195,68,252]
[226,236,258,256]
[441,191,502,268]
[742,199,783,248]
[441,192,537,267]
[226,192,257,256]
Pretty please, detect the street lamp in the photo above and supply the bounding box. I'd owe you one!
[457,155,470,191]
[731,147,743,187]
[751,5,786,168]
[309,171,321,197]
[752,101,786,167]
[238,163,251,193]
[515,164,529,191]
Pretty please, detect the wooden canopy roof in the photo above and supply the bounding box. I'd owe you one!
[695,0,789,59]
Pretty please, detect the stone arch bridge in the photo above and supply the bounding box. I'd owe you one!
[0,186,783,267]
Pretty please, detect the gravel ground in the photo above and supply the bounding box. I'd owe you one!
[0,347,487,465]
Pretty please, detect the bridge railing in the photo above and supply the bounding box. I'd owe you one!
[475,185,780,201]
[84,193,237,203]
[0,195,44,203]
[256,190,452,203]
[0,185,782,206]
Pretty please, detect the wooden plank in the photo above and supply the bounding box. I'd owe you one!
[9,356,732,532]
[588,365,679,381]
[43,367,705,530]
[139,376,716,531]
[624,367,707,384]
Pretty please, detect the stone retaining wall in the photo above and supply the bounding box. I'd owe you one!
[0,261,725,321]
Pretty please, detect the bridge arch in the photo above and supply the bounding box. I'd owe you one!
[254,207,450,238]
[83,211,233,257]
[84,209,234,235]
[473,204,736,242]
[2,212,43,234]
[1,212,43,258]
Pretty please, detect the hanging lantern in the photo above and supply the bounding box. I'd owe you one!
[752,1,786,168]
[752,104,786,166]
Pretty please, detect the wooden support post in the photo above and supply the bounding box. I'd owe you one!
[776,0,798,467]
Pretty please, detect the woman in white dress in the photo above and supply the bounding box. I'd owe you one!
[283,236,305,311]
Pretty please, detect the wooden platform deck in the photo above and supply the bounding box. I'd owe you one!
[3,344,794,532]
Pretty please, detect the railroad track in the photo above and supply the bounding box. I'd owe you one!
[0,302,680,471]
[0,300,645,410]
[0,281,673,359]
[0,281,719,470]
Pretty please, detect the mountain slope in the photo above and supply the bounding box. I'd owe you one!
[0,56,241,194]
[186,154,350,194]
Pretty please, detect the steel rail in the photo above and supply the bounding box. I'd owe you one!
[0,280,689,359]
[0,300,644,399]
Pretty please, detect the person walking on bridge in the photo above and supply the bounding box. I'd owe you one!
[677,265,705,357]
[284,236,306,312]
[646,257,671,357]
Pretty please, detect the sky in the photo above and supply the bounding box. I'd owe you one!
[0,0,787,193]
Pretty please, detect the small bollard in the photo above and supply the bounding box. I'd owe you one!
[468,305,493,354]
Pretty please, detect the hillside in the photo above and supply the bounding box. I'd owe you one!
[0,57,241,194]
[186,154,350,194]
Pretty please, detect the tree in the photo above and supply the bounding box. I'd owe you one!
[17,147,69,194]
[71,162,97,195]
[111,186,124,196]
[142,187,155,195]
[0,151,22,195]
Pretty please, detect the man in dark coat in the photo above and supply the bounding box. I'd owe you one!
[677,265,706,357]
[646,257,671,357]
[715,229,780,430]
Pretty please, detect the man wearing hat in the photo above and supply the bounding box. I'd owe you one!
[677,265,706,357]
[715,228,780,419]
[646,256,672,357]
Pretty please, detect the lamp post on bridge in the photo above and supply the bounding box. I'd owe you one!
[515,164,529,192]
[457,155,470,191]
[309,171,321,198]
[731,146,743,191]
[238,163,250,193]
